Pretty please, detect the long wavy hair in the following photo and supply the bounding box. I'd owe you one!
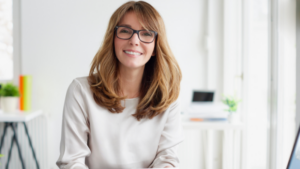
[88,1,182,121]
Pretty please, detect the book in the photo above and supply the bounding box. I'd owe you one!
[19,75,24,110]
[23,75,32,111]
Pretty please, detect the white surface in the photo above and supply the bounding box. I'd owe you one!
[187,102,228,113]
[184,112,228,118]
[0,109,43,122]
[182,121,244,130]
[297,0,300,133]
[0,97,19,113]
[184,103,229,118]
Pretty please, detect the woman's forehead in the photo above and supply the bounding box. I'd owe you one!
[118,11,149,30]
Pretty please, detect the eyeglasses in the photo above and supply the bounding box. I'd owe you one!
[115,26,157,43]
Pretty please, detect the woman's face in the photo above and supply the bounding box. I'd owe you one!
[114,12,155,70]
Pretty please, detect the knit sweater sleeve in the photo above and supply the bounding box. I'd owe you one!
[148,100,185,168]
[56,79,91,169]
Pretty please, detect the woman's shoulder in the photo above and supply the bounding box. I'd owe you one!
[71,76,90,89]
[66,76,91,95]
[169,98,181,109]
[163,98,181,116]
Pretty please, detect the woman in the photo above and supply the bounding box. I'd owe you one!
[56,1,184,168]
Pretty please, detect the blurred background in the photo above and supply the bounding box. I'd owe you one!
[0,0,298,169]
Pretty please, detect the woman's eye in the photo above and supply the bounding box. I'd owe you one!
[142,32,153,36]
[120,29,130,34]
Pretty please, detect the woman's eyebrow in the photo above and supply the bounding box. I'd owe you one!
[118,24,146,30]
[119,24,132,28]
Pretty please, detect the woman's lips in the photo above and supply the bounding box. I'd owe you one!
[123,50,142,57]
[124,49,142,53]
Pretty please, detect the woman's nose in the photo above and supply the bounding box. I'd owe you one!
[129,33,140,46]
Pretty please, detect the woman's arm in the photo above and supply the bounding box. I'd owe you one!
[149,100,185,168]
[56,79,91,169]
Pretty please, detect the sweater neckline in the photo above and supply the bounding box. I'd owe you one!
[124,97,139,101]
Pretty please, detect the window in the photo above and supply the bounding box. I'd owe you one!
[0,0,13,80]
[243,0,296,168]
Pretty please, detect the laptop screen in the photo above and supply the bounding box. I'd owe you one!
[287,126,300,169]
[192,91,214,102]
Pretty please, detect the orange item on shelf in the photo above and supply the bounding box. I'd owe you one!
[190,118,204,122]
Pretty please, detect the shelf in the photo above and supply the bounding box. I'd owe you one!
[0,110,43,122]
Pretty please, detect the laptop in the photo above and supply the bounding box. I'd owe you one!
[192,90,214,103]
[287,125,300,169]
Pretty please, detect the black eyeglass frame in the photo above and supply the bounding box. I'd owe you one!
[114,26,158,43]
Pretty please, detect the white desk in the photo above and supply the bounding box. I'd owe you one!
[0,110,43,169]
[182,120,243,130]
[181,115,244,169]
[0,110,43,122]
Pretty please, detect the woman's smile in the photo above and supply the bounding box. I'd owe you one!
[123,49,143,57]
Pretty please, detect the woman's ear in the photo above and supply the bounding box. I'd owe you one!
[152,47,156,56]
[151,51,155,56]
[152,41,156,56]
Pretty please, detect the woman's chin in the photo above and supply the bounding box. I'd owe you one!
[121,63,144,70]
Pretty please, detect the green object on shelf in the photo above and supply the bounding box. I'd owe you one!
[222,95,241,113]
[23,75,32,111]
[0,83,20,97]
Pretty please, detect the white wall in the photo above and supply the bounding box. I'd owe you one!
[19,0,225,168]
[297,0,300,129]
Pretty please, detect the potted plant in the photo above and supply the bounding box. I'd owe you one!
[0,82,20,113]
[222,95,241,123]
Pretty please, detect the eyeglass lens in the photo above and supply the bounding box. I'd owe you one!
[116,27,155,42]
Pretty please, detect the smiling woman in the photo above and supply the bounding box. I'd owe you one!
[87,1,181,120]
[56,1,184,169]
[114,12,156,71]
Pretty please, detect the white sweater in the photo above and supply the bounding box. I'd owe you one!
[56,76,185,169]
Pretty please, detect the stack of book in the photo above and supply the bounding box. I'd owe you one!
[184,102,228,122]
[19,75,32,111]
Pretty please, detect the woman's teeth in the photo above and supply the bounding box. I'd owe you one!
[124,51,141,55]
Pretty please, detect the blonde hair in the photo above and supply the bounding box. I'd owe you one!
[88,1,182,121]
